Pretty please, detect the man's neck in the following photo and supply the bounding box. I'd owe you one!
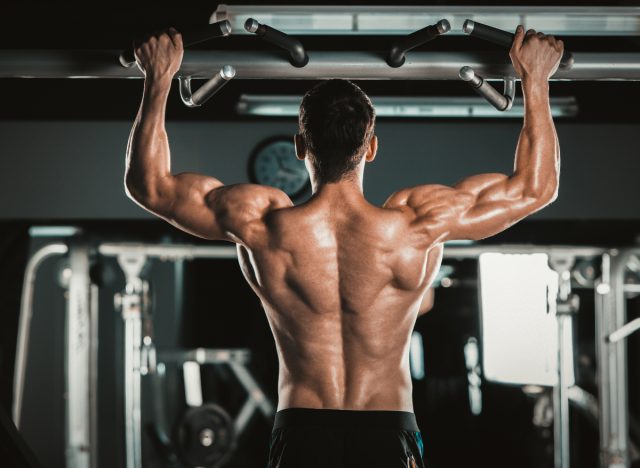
[311,180,365,202]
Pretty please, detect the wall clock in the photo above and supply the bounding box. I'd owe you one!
[248,137,310,199]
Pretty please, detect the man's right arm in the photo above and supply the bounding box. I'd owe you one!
[385,26,563,242]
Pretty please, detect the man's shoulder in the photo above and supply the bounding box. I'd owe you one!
[382,184,452,211]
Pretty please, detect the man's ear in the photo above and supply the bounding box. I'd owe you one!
[365,135,378,162]
[294,134,306,160]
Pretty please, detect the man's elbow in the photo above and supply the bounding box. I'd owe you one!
[537,180,559,207]
[523,178,559,210]
[124,174,162,210]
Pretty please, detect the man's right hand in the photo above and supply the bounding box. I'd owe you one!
[134,28,183,83]
[509,25,564,82]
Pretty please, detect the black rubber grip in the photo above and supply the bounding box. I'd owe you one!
[119,20,231,68]
[387,20,450,68]
[255,23,308,67]
[465,20,574,69]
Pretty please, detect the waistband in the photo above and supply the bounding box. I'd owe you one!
[273,408,419,431]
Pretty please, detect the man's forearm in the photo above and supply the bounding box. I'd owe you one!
[511,77,560,201]
[125,77,173,205]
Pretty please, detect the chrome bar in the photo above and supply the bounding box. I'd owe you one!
[178,65,236,108]
[13,243,68,426]
[2,50,640,80]
[549,254,577,468]
[123,312,142,468]
[608,317,640,343]
[212,5,640,36]
[89,284,99,468]
[115,253,148,468]
[66,242,92,468]
[597,251,631,468]
[99,242,606,261]
[99,243,237,260]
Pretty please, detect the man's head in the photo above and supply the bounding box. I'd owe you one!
[296,79,377,185]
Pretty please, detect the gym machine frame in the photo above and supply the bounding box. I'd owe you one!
[99,243,274,468]
[17,240,638,468]
[13,241,98,468]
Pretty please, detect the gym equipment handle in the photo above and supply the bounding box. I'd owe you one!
[245,18,308,68]
[459,66,515,112]
[386,19,451,68]
[119,20,232,68]
[179,65,236,108]
[463,20,574,69]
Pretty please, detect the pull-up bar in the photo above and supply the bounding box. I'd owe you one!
[2,50,640,80]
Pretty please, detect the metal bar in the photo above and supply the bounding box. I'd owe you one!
[157,348,250,365]
[609,251,631,467]
[89,284,99,468]
[178,66,236,108]
[234,399,258,435]
[444,245,606,258]
[66,242,92,468]
[597,251,631,468]
[567,386,599,424]
[3,50,640,80]
[554,312,572,468]
[123,312,142,468]
[99,243,237,260]
[99,242,606,261]
[608,318,640,343]
[212,5,640,36]
[115,252,148,468]
[228,362,274,418]
[549,254,576,468]
[13,243,68,426]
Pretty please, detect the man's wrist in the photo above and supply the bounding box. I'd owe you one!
[521,77,550,102]
[144,74,173,93]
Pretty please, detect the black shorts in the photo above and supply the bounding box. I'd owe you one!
[267,408,426,468]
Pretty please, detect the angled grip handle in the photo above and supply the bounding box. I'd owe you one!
[463,20,574,70]
[119,20,232,68]
[245,18,308,68]
[386,19,451,68]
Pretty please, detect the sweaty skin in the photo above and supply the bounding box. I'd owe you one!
[125,26,562,412]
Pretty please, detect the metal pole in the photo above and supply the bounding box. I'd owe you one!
[98,242,606,262]
[596,251,631,468]
[89,284,99,468]
[13,243,68,426]
[2,50,640,80]
[65,242,92,468]
[123,311,142,468]
[549,255,577,468]
[554,313,572,468]
[115,253,148,468]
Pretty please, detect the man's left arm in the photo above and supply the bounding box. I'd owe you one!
[124,28,291,244]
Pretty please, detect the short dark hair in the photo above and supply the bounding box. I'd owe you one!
[299,79,376,183]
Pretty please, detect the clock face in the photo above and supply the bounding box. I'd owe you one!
[248,138,310,198]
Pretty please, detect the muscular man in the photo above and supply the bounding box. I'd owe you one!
[125,25,562,468]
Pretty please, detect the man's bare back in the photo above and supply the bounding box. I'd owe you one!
[236,186,444,411]
[124,23,563,467]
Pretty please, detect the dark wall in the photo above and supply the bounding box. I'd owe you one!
[0,120,638,219]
